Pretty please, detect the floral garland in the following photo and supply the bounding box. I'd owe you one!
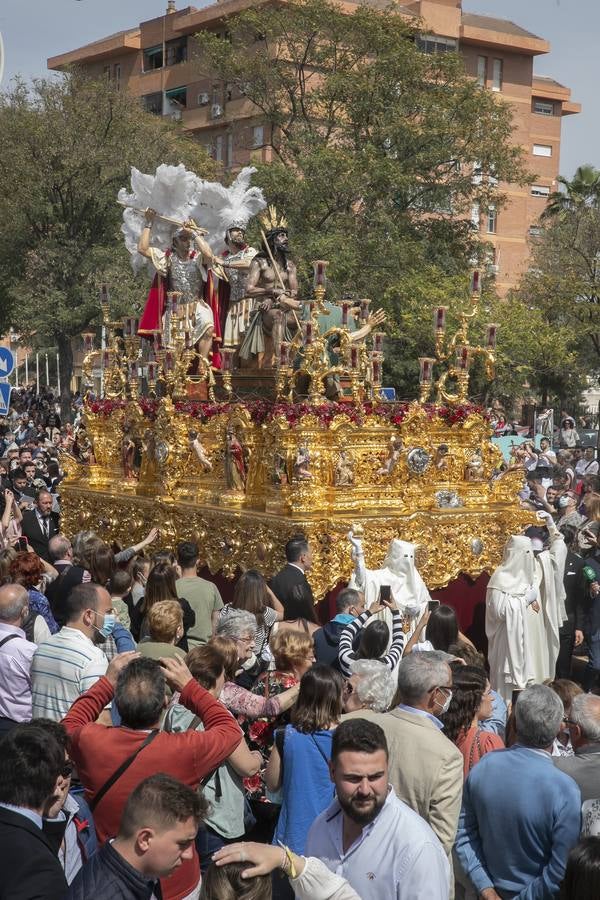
[86,396,486,427]
[172,399,488,428]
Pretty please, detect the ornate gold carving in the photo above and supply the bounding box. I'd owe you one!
[62,399,534,597]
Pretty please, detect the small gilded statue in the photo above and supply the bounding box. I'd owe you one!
[189,430,213,472]
[225,426,247,491]
[334,450,354,486]
[294,446,312,480]
[377,437,403,476]
[465,449,485,481]
[434,444,449,471]
[273,452,288,486]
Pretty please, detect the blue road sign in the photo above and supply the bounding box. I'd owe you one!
[0,382,12,416]
[0,346,14,378]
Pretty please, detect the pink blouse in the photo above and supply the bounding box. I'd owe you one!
[221,680,282,719]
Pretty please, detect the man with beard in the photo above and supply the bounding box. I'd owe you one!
[239,211,302,368]
[304,718,449,899]
[30,583,114,721]
[214,222,258,349]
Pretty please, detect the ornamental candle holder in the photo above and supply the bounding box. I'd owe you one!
[221,348,235,398]
[423,271,498,406]
[418,357,436,403]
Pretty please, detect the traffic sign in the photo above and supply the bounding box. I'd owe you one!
[0,382,11,416]
[0,346,14,378]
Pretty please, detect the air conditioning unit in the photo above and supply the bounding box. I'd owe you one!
[198,93,209,106]
[211,103,223,119]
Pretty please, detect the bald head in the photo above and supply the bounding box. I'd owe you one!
[48,534,72,563]
[570,693,600,745]
[0,584,29,625]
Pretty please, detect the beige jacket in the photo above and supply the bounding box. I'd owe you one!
[343,707,463,854]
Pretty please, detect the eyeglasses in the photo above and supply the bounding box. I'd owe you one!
[61,760,74,778]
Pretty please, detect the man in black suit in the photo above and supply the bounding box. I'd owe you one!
[270,534,318,621]
[20,490,59,562]
[0,723,68,899]
[45,535,74,624]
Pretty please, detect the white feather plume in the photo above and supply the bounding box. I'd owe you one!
[188,167,267,252]
[119,164,266,272]
[118,164,201,273]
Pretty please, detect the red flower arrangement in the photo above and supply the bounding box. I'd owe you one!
[88,397,487,427]
[87,398,127,416]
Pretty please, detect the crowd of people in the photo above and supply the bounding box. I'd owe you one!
[4,400,600,898]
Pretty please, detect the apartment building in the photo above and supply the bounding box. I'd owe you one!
[48,0,580,294]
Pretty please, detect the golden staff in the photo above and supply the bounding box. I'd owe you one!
[119,200,228,281]
[117,200,209,236]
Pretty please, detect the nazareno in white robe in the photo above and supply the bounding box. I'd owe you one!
[349,539,431,645]
[486,535,537,702]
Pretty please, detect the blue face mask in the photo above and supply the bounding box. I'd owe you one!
[95,613,117,638]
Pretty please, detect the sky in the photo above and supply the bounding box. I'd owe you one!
[0,0,596,179]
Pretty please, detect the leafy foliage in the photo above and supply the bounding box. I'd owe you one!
[0,73,214,403]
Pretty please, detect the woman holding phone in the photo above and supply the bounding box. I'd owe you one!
[403,603,475,655]
[0,488,23,550]
[337,591,405,677]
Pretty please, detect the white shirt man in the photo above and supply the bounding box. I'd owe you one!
[305,718,449,900]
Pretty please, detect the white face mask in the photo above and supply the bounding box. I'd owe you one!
[436,687,453,715]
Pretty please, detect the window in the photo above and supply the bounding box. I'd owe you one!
[531,185,550,198]
[143,45,163,72]
[534,99,554,116]
[416,34,458,54]
[215,135,224,163]
[492,59,503,92]
[142,92,163,116]
[226,133,234,168]
[487,205,497,234]
[477,56,487,87]
[253,125,264,149]
[472,161,482,185]
[165,86,187,109]
[103,65,111,80]
[471,203,480,228]
[114,64,121,91]
[165,37,187,66]
[533,144,552,157]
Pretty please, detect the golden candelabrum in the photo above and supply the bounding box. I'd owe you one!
[81,286,227,403]
[275,260,384,404]
[418,270,499,406]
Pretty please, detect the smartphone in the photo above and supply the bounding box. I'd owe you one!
[17,537,28,552]
[428,599,440,612]
[379,585,391,603]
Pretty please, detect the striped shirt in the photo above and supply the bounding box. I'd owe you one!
[31,627,108,721]
[337,609,405,678]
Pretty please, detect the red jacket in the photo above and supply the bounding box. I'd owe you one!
[62,676,241,900]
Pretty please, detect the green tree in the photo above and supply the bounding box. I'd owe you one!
[543,164,600,219]
[517,204,600,368]
[0,73,214,411]
[196,0,529,390]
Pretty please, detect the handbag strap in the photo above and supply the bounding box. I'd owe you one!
[0,634,19,649]
[89,730,159,812]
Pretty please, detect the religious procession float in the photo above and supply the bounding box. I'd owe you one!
[62,164,532,602]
